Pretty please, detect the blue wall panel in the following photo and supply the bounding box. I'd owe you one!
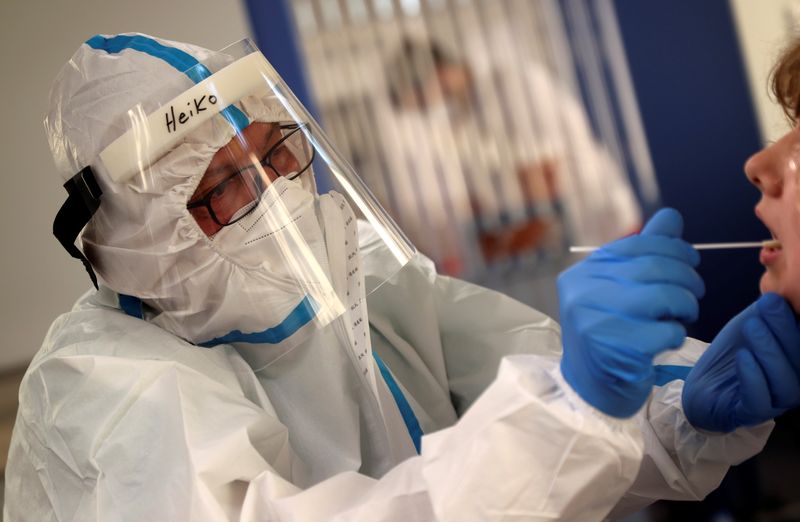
[614,0,767,341]
[242,1,334,192]
[244,0,315,111]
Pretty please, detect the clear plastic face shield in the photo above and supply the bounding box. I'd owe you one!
[53,37,415,350]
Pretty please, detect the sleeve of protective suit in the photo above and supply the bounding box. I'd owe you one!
[8,293,641,522]
[431,272,565,416]
[607,338,774,519]
[430,275,773,520]
[241,356,644,522]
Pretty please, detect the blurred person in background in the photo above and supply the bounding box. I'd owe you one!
[383,37,641,276]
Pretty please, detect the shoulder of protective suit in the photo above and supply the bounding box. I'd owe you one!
[36,287,182,359]
[25,287,253,394]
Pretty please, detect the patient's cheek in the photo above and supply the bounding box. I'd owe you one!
[783,225,800,312]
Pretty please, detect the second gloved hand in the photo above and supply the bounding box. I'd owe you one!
[682,292,800,433]
[558,208,705,418]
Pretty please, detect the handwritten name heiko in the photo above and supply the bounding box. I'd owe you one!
[164,94,218,133]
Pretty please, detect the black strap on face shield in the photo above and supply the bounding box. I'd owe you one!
[53,166,103,289]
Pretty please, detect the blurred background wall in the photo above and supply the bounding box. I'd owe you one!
[1,0,798,519]
[731,0,800,145]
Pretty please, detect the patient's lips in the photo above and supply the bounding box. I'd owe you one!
[760,235,782,266]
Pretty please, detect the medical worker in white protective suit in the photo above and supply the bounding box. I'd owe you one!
[6,33,800,521]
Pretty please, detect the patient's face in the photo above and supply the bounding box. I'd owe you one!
[745,125,800,311]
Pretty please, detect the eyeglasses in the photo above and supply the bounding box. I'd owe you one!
[187,123,315,231]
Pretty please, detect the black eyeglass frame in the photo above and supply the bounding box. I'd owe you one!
[186,122,316,228]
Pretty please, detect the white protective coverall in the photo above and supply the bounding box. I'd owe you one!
[4,33,772,521]
[5,226,771,521]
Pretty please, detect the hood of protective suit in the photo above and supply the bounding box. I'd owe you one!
[45,34,336,347]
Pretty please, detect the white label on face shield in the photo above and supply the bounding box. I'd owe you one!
[99,52,273,184]
[164,94,218,133]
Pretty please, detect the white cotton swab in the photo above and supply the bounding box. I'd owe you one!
[569,239,781,254]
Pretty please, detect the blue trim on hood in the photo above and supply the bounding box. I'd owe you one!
[86,34,249,131]
[118,293,144,319]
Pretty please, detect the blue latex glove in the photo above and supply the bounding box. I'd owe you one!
[558,208,705,418]
[682,292,800,433]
